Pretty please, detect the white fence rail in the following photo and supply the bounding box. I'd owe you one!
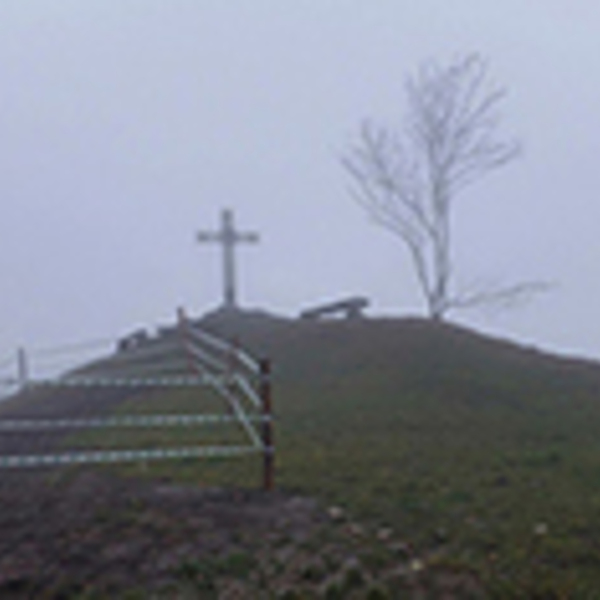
[0,309,275,489]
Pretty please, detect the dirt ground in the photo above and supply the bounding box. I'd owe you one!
[0,469,332,597]
[0,389,485,598]
[0,470,488,599]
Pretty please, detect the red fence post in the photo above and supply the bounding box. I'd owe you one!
[259,358,274,491]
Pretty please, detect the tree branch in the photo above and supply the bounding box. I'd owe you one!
[342,54,526,321]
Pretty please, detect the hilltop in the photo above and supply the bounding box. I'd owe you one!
[3,308,600,596]
[199,306,600,406]
[195,308,600,595]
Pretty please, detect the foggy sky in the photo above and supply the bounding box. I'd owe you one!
[1,1,600,375]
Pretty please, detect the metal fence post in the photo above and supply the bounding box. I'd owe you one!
[259,358,274,491]
[177,307,196,375]
[227,336,240,390]
[17,348,28,390]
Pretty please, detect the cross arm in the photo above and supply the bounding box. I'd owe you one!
[197,231,222,243]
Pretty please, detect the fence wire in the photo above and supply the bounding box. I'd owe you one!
[0,313,269,471]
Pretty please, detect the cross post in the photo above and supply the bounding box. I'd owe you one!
[197,209,259,309]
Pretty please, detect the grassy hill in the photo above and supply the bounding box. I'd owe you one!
[6,308,600,596]
[194,309,600,596]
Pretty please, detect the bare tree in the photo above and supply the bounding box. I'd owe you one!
[343,53,538,321]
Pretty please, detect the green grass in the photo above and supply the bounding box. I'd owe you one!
[195,312,600,596]
[15,310,600,596]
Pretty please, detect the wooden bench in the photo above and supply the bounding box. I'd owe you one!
[300,297,369,320]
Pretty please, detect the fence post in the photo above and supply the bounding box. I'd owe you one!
[17,348,28,390]
[259,358,274,491]
[226,336,240,391]
[177,307,196,375]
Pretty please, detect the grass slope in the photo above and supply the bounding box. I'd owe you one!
[7,309,600,596]
[194,309,600,596]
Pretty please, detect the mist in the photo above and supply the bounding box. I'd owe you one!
[1,1,599,370]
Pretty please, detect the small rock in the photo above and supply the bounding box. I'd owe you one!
[376,527,393,542]
[409,558,425,573]
[388,541,412,559]
[346,522,364,537]
[534,522,549,536]
[341,555,361,571]
[327,506,344,521]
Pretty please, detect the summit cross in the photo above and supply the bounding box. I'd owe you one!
[196,209,259,310]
